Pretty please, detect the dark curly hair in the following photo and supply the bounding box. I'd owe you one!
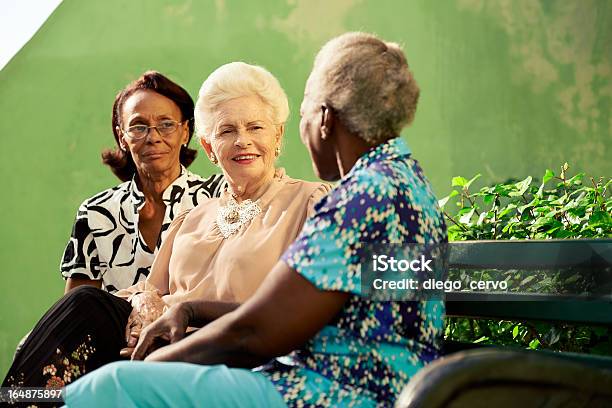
[102,71,198,181]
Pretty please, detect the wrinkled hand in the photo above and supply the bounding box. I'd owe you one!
[130,302,191,360]
[121,292,166,356]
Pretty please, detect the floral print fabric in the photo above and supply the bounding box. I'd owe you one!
[263,137,447,407]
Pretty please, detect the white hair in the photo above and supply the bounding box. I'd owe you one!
[195,62,289,141]
[310,32,420,144]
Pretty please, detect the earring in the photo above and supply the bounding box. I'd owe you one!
[274,146,281,157]
[321,126,328,140]
[209,153,218,164]
[183,143,188,148]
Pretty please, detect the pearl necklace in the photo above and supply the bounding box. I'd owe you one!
[216,197,262,238]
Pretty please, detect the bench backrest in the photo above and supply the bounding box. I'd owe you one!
[445,239,612,326]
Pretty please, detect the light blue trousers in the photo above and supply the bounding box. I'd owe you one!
[63,361,287,408]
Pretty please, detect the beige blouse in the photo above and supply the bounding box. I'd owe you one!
[115,169,330,305]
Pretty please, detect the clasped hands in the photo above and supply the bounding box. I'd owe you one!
[119,292,189,360]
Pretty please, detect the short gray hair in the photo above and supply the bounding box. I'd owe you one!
[195,62,289,141]
[310,32,420,144]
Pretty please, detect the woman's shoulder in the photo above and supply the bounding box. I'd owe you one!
[182,169,224,184]
[181,195,219,220]
[278,176,332,217]
[282,175,332,198]
[181,170,225,197]
[78,181,133,211]
[166,208,193,230]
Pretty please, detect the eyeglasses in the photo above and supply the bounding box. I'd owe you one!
[121,119,186,141]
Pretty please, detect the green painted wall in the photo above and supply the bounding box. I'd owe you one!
[1,0,609,374]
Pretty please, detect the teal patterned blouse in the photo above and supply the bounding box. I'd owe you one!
[262,137,448,407]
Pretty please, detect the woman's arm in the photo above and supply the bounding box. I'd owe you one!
[121,300,240,357]
[61,201,105,293]
[182,300,240,326]
[133,260,349,365]
[115,211,190,300]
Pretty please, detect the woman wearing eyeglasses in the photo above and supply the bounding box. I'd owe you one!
[60,71,224,294]
[2,63,329,394]
[5,71,224,393]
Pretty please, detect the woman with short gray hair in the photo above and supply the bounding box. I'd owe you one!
[309,31,419,145]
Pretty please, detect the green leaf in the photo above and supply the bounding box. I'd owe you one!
[512,176,533,196]
[438,190,458,208]
[518,203,532,215]
[464,174,482,190]
[543,219,564,233]
[589,210,612,226]
[476,211,488,226]
[452,176,468,187]
[543,169,555,184]
[564,274,580,285]
[493,184,513,197]
[512,325,519,339]
[568,173,585,185]
[498,204,517,218]
[459,208,476,224]
[521,275,535,286]
[554,229,574,239]
[502,222,517,234]
[530,216,555,229]
[483,194,495,204]
[448,230,463,241]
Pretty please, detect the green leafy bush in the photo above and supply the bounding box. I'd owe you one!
[440,164,612,354]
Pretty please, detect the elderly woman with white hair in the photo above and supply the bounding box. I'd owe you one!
[64,32,447,407]
[2,62,329,392]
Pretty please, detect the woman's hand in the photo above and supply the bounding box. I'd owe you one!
[130,302,191,360]
[121,292,166,356]
[136,261,349,368]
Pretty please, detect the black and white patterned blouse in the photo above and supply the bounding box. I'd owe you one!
[60,167,225,293]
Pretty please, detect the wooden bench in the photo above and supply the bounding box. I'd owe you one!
[397,239,612,407]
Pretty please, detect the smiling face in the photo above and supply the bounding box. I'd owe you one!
[119,89,189,177]
[299,74,341,181]
[201,95,281,194]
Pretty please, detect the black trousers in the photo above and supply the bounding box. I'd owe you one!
[2,286,132,392]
